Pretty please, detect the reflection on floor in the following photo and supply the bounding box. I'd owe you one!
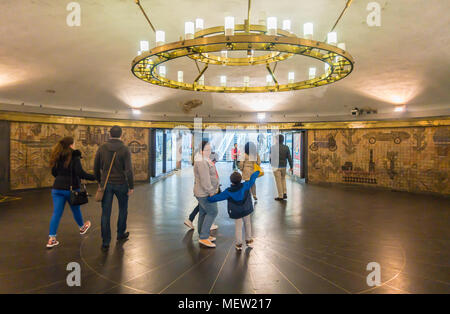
[0,162,449,294]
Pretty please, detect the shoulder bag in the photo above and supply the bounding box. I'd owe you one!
[95,152,117,202]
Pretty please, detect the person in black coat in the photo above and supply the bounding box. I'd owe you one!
[47,136,96,248]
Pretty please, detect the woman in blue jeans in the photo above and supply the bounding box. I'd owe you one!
[47,136,96,248]
[193,140,220,248]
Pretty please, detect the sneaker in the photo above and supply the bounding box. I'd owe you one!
[184,219,195,230]
[199,239,216,248]
[117,232,130,241]
[283,193,287,199]
[253,195,258,201]
[208,236,216,242]
[79,221,91,235]
[210,224,218,231]
[46,238,59,248]
[235,244,243,251]
[246,239,254,247]
[274,197,284,201]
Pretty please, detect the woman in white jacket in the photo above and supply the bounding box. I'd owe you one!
[193,140,220,248]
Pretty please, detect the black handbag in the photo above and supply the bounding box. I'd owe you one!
[69,162,89,206]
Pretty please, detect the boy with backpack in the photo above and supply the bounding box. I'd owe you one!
[208,167,260,251]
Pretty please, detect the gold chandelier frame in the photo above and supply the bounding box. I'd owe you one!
[131,0,355,93]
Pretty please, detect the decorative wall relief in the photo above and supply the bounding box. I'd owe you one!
[307,127,449,195]
[309,130,338,151]
[433,127,450,157]
[10,122,149,190]
[384,151,398,180]
[363,131,410,144]
[412,127,427,152]
[340,129,361,154]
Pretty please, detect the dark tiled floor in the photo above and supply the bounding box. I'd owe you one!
[0,162,449,294]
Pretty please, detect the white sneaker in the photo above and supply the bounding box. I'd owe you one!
[184,219,195,230]
[210,224,218,231]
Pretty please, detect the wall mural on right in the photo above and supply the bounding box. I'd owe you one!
[307,126,450,195]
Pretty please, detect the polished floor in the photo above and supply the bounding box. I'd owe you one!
[0,162,449,294]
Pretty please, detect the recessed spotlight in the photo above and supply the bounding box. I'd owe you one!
[132,109,141,115]
[257,112,266,120]
[394,105,406,112]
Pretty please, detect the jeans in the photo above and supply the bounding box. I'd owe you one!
[101,183,129,245]
[235,214,252,245]
[196,196,218,240]
[49,189,84,237]
[189,205,199,222]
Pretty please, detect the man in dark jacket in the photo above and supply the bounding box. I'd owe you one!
[270,134,293,201]
[94,126,134,251]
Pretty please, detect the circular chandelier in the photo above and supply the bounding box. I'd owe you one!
[131,0,354,93]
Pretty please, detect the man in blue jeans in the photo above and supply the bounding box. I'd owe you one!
[94,126,134,251]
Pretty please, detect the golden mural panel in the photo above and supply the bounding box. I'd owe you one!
[307,126,450,195]
[10,122,149,190]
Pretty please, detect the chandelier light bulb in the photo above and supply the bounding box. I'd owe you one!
[327,32,337,46]
[185,22,195,40]
[288,72,295,83]
[177,71,184,82]
[282,19,291,32]
[220,75,227,87]
[258,11,267,26]
[195,18,204,31]
[309,67,316,80]
[244,76,250,87]
[140,40,149,52]
[221,50,228,59]
[225,16,235,36]
[267,17,277,35]
[303,23,313,39]
[198,75,205,85]
[156,30,165,46]
[159,65,166,78]
[137,50,142,56]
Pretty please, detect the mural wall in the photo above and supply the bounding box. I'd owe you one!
[307,126,450,195]
[10,122,149,190]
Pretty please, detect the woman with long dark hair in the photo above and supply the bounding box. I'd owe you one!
[47,136,96,248]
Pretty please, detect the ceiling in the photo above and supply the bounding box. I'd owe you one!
[0,0,449,123]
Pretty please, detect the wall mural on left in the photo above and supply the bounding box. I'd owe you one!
[10,122,149,190]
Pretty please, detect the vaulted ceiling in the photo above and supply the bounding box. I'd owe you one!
[0,0,449,122]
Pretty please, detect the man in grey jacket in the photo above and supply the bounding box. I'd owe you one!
[270,134,293,201]
[94,125,134,251]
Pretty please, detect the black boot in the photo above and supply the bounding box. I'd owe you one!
[117,232,130,241]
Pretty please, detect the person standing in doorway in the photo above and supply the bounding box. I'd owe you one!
[239,142,261,201]
[94,126,134,251]
[270,135,293,201]
[47,137,96,248]
[231,143,240,170]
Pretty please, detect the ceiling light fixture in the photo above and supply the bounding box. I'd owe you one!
[132,109,141,115]
[132,0,354,93]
